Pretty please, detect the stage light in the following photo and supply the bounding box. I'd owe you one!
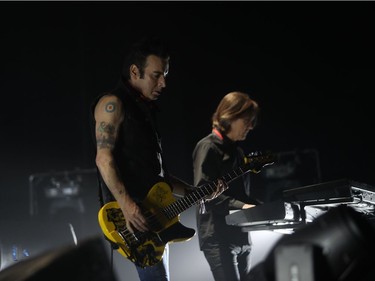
[44,179,80,198]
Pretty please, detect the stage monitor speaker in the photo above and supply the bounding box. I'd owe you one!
[252,205,375,281]
[0,235,118,281]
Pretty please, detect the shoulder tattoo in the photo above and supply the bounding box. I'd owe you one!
[105,102,116,113]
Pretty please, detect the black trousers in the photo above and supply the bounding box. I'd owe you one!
[202,240,252,281]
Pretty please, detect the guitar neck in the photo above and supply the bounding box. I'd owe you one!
[163,165,250,219]
[161,152,274,220]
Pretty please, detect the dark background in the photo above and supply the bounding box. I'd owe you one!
[0,1,374,271]
[2,2,374,213]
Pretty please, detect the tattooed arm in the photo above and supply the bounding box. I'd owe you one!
[94,94,148,233]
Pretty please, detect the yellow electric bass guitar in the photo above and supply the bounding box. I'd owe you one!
[98,151,275,268]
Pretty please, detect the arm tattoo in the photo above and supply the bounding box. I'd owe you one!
[98,121,115,134]
[97,122,116,149]
[105,102,116,113]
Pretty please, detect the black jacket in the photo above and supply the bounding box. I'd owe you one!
[192,131,257,249]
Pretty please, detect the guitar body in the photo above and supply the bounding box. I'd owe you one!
[98,181,196,268]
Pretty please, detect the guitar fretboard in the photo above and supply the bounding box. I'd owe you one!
[162,164,255,219]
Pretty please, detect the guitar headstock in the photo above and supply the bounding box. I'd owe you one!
[244,151,275,173]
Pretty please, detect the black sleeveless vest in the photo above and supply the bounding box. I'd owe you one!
[90,80,167,204]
